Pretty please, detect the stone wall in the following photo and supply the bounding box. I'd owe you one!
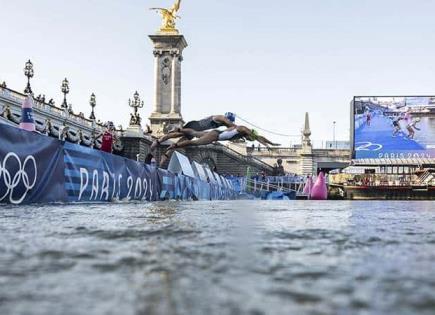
[185,144,273,175]
[120,137,153,163]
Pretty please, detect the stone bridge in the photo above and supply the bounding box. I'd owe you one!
[221,112,351,176]
[184,144,273,175]
[1,86,272,176]
[121,136,273,175]
[248,146,350,175]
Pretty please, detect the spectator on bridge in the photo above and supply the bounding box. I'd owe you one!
[100,124,115,154]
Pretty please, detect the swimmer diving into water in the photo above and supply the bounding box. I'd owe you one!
[160,125,280,165]
[151,113,236,151]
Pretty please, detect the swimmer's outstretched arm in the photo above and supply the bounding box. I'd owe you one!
[213,115,236,128]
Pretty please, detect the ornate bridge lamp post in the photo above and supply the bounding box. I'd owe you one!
[24,60,34,94]
[89,93,96,120]
[61,78,70,109]
[125,91,146,159]
[128,91,144,126]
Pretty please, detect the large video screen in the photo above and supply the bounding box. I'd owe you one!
[354,96,435,159]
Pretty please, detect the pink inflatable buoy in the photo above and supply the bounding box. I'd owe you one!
[310,172,328,200]
[19,95,36,132]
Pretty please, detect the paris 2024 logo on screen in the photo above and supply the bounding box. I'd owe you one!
[354,96,435,159]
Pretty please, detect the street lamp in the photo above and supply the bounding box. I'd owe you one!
[333,121,337,149]
[128,91,144,125]
[89,93,96,120]
[61,78,70,109]
[24,60,34,94]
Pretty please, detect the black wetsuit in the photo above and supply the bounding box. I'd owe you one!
[183,116,222,131]
[393,118,402,128]
[183,116,224,140]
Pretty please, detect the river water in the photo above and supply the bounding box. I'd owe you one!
[1,201,435,315]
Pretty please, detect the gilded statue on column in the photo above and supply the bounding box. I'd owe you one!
[150,0,181,34]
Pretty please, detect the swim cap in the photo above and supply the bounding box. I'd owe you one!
[225,112,236,123]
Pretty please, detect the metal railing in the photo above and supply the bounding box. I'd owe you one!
[0,86,101,130]
[244,177,306,195]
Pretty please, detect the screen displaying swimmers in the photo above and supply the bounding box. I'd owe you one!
[353,96,435,159]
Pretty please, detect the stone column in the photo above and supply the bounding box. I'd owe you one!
[148,34,188,136]
[299,112,315,176]
[175,55,182,114]
[170,51,177,114]
[153,50,161,113]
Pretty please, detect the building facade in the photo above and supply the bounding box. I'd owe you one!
[230,113,351,176]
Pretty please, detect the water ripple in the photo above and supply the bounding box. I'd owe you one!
[0,201,434,315]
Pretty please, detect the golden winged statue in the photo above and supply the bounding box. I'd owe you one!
[150,0,181,33]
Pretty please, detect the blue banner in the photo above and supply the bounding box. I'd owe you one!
[0,124,64,204]
[0,124,237,204]
[64,142,160,203]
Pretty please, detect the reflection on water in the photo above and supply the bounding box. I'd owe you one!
[1,201,435,315]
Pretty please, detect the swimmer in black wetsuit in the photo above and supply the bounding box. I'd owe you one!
[159,125,280,165]
[150,113,236,151]
[392,117,403,137]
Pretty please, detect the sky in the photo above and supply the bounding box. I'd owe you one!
[1,0,435,146]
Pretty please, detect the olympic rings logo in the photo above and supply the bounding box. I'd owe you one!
[0,153,37,204]
[355,142,383,152]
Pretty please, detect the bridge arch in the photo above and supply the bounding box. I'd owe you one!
[186,148,218,171]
